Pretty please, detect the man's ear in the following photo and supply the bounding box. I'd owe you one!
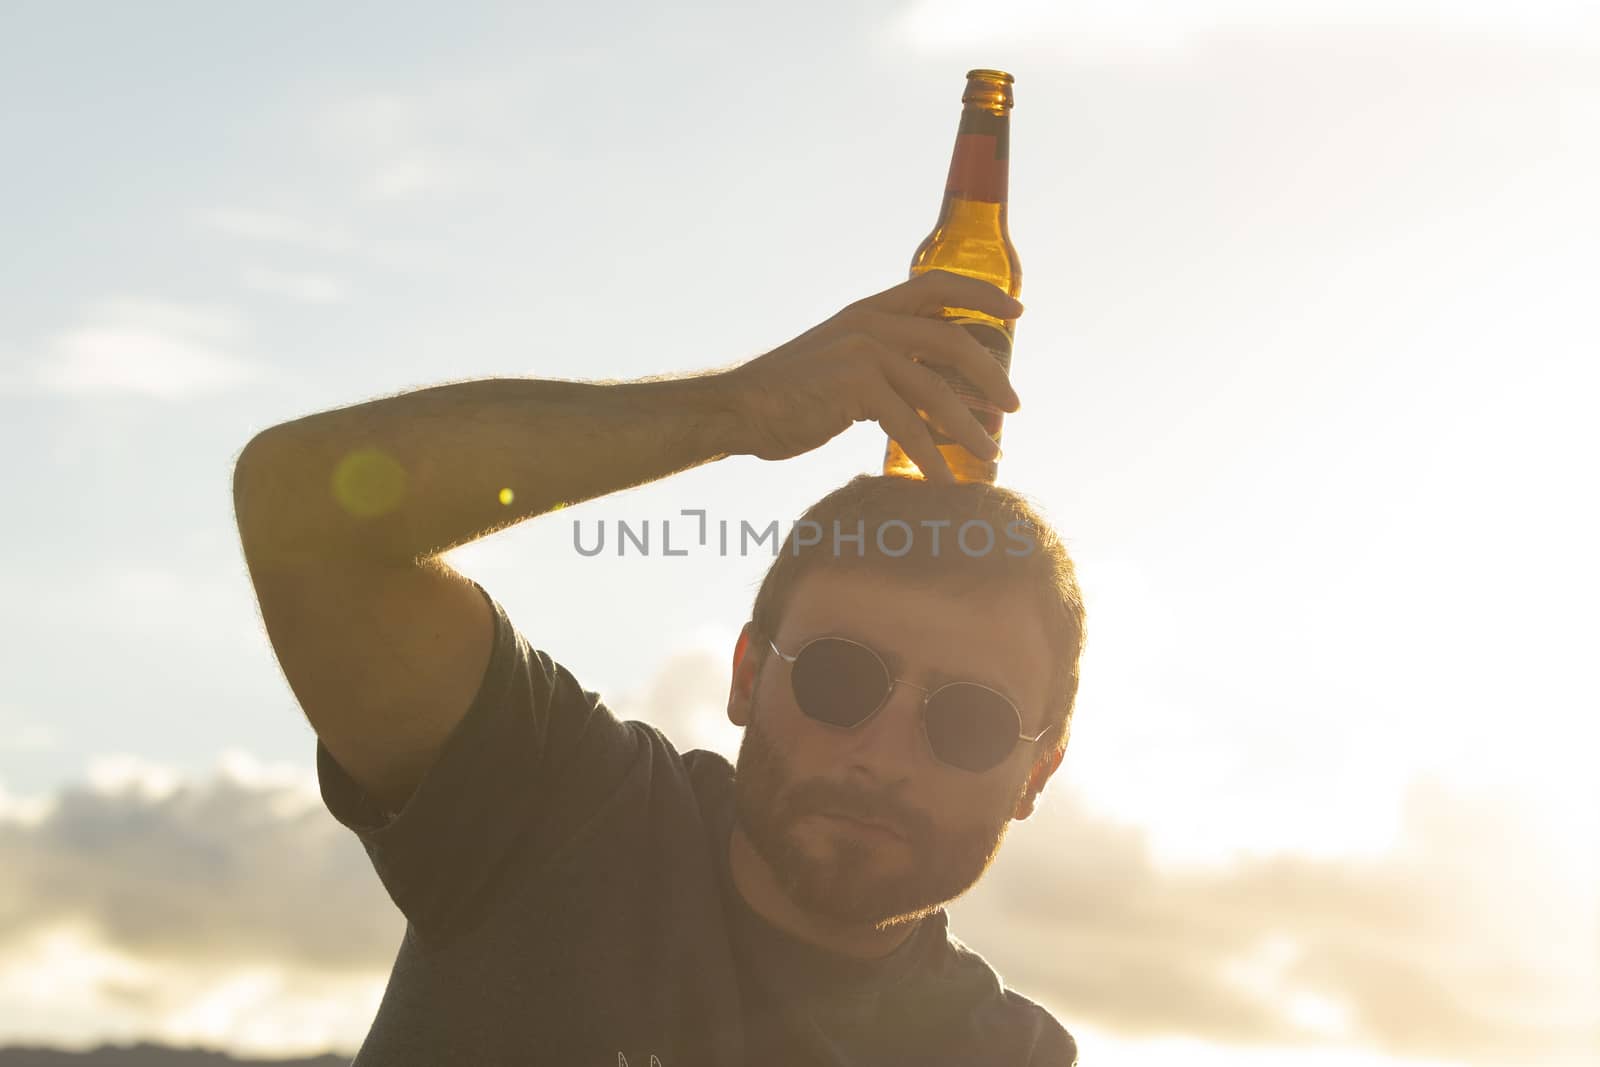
[728,621,764,728]
[1012,744,1065,821]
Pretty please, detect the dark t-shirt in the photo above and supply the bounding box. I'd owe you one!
[317,580,1078,1066]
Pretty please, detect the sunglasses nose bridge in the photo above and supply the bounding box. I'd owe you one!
[843,675,935,771]
[883,674,942,727]
[878,676,941,758]
[887,675,933,700]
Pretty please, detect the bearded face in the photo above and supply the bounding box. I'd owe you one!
[728,568,1054,932]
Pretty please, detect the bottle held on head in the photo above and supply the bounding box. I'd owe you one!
[883,68,1021,486]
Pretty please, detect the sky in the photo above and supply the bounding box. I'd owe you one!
[1,1,1596,1063]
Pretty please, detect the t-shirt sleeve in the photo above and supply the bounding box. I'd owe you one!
[315,578,638,942]
[1014,995,1079,1066]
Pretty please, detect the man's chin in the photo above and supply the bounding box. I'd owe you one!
[772,847,934,928]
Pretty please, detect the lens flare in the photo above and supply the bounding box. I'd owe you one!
[330,447,407,518]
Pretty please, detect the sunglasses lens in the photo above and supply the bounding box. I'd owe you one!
[790,639,890,727]
[925,686,1020,772]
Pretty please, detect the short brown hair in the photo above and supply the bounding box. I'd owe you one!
[748,474,1086,761]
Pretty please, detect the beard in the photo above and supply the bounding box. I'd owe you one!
[731,683,1017,931]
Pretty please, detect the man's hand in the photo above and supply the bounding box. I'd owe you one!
[721,270,1023,483]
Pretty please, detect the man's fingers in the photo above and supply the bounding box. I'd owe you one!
[865,376,956,484]
[853,308,1018,412]
[868,268,1022,322]
[881,355,999,461]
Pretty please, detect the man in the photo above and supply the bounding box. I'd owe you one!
[233,269,1086,1065]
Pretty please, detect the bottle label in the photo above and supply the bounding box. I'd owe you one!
[922,315,1012,446]
[945,110,1009,203]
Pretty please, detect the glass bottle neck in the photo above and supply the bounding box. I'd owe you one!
[942,105,1009,205]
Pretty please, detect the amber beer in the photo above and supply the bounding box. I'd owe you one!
[883,68,1021,485]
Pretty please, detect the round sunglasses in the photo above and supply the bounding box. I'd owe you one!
[765,634,1047,774]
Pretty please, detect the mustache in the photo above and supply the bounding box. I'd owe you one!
[795,791,916,841]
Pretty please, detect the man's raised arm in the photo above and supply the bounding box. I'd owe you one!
[230,269,1022,816]
[233,374,749,571]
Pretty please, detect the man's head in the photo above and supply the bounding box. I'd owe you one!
[725,475,1086,931]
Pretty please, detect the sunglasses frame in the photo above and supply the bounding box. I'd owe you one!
[765,633,1048,774]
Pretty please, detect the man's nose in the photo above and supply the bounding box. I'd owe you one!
[846,679,928,770]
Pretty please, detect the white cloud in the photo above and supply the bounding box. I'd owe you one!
[953,777,1598,1065]
[317,91,421,155]
[17,296,269,400]
[363,155,499,203]
[86,297,242,344]
[0,751,403,967]
[37,327,261,398]
[197,208,361,256]
[241,265,349,305]
[0,752,403,1056]
[314,78,543,205]
[608,646,746,759]
[0,921,381,1059]
[83,754,184,805]
[0,727,1590,1063]
[0,782,52,828]
[198,205,432,273]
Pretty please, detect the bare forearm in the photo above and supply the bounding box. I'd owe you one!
[233,372,748,567]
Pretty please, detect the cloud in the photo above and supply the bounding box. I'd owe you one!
[241,266,348,305]
[887,0,1600,57]
[196,207,429,273]
[0,752,393,975]
[0,692,1590,1062]
[38,328,258,398]
[14,297,269,400]
[0,751,395,1056]
[313,79,543,205]
[196,209,361,257]
[361,154,501,204]
[608,646,745,759]
[955,778,1599,1066]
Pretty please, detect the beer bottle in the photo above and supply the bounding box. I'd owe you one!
[883,68,1021,485]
